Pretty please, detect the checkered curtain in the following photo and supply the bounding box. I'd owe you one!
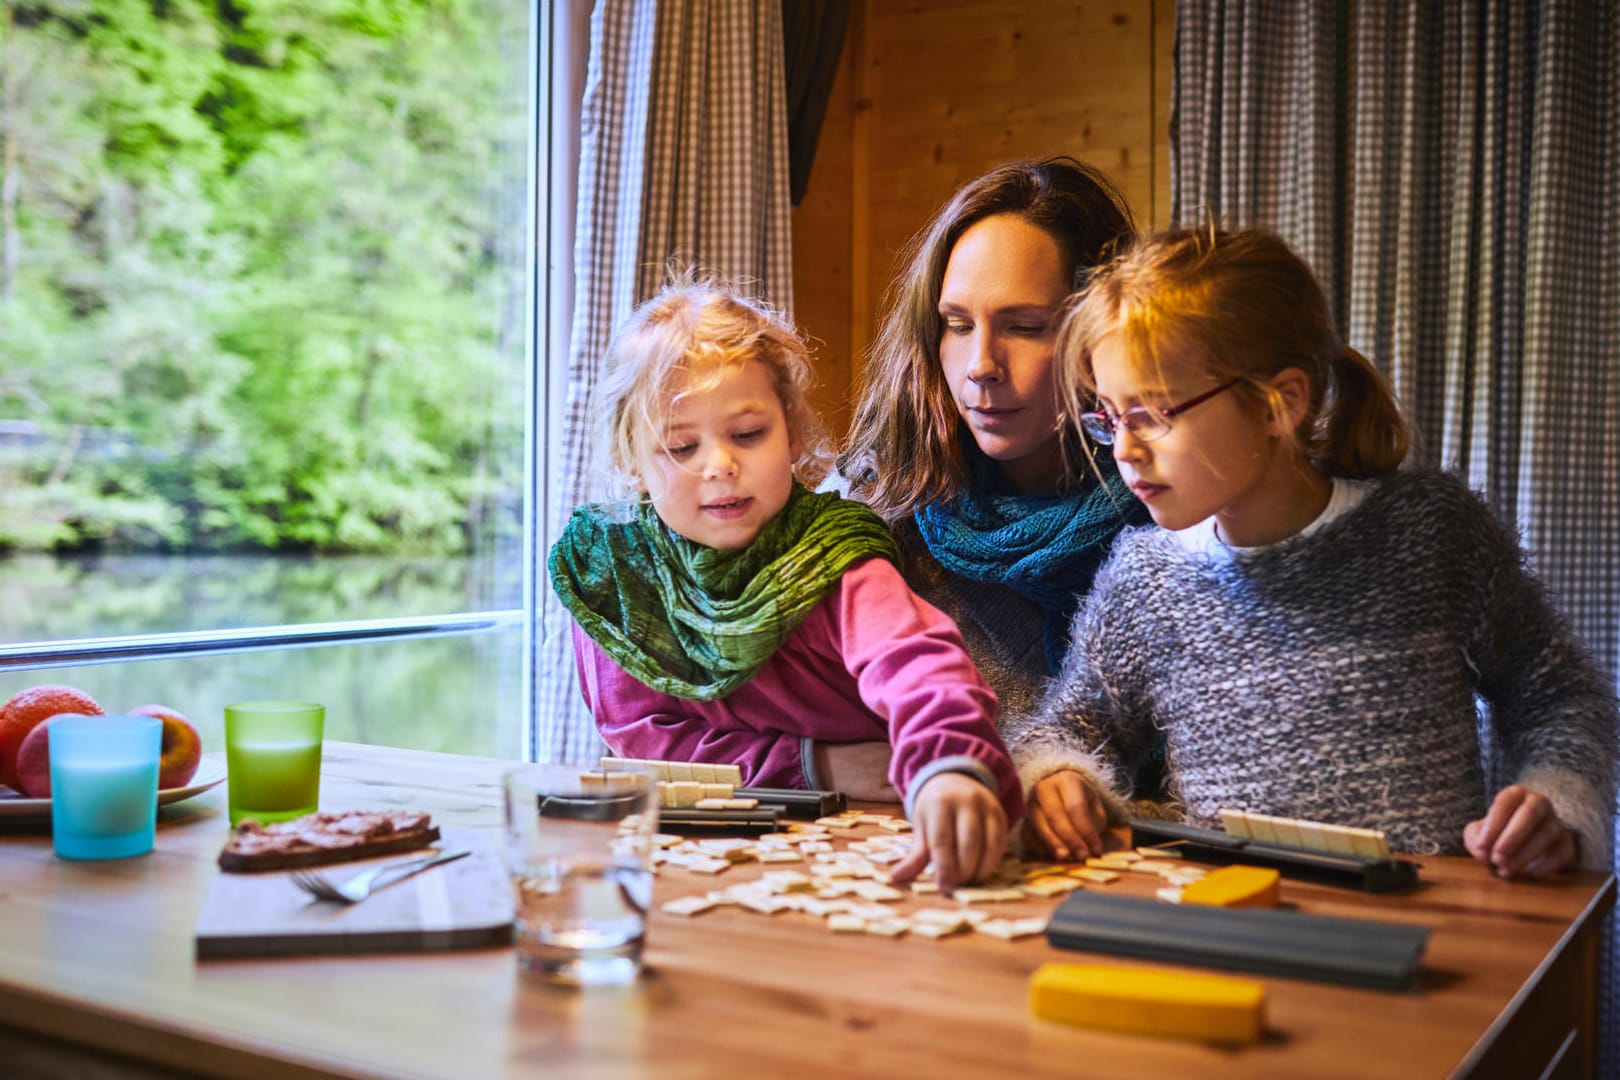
[1173,1,1619,1072]
[536,0,795,766]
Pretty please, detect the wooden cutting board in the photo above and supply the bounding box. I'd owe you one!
[195,827,513,959]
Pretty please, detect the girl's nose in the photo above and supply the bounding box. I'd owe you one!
[702,445,738,478]
[1112,425,1148,465]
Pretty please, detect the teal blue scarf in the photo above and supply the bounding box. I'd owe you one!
[915,453,1147,672]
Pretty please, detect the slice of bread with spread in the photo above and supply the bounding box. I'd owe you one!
[218,809,440,872]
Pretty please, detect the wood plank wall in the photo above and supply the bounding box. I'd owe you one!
[791,0,1174,439]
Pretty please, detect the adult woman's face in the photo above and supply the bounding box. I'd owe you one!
[937,213,1070,494]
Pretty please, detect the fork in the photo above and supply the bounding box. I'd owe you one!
[291,848,471,904]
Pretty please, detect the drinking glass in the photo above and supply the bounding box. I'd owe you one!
[50,714,163,860]
[502,765,659,986]
[224,701,325,826]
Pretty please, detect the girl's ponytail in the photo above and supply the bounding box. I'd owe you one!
[1318,346,1409,479]
[1061,228,1412,481]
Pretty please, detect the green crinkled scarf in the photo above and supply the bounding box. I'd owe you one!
[548,484,900,700]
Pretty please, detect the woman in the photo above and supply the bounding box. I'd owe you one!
[819,157,1152,803]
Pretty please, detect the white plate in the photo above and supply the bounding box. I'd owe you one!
[0,757,227,822]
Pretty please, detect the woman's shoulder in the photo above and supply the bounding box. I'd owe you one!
[815,467,855,499]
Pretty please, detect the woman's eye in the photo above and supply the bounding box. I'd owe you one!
[1008,322,1050,336]
[942,320,972,336]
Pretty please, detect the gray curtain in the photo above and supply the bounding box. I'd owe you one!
[1173,2,1618,1072]
[536,0,795,766]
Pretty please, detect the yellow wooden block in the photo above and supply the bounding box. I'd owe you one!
[1029,963,1265,1043]
[1178,865,1280,909]
[1218,807,1251,839]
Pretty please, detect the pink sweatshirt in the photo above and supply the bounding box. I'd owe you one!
[572,557,1024,823]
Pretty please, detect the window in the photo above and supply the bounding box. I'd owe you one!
[0,0,544,759]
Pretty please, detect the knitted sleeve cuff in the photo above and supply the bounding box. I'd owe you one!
[1516,765,1615,870]
[1013,738,1134,827]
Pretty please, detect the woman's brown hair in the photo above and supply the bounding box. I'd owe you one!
[1058,227,1410,479]
[837,157,1135,521]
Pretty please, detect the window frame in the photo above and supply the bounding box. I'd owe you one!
[2,0,555,764]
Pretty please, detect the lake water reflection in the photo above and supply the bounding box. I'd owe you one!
[0,554,528,761]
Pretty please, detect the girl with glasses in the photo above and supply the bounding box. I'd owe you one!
[1012,227,1614,878]
[829,157,1154,806]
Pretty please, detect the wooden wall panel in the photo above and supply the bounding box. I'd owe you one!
[792,0,1171,441]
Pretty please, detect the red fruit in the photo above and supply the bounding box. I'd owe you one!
[0,685,103,792]
[128,703,202,790]
[14,720,62,798]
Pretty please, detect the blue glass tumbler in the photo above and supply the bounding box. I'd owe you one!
[49,714,163,860]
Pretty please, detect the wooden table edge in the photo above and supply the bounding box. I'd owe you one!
[0,978,393,1080]
[1451,870,1616,1077]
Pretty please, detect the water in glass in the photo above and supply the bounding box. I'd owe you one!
[512,858,652,985]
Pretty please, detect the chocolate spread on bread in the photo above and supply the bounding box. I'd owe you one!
[218,809,440,872]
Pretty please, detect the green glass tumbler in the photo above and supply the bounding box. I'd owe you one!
[224,700,325,826]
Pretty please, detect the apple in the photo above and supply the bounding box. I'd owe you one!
[0,684,103,792]
[14,718,76,798]
[129,703,202,790]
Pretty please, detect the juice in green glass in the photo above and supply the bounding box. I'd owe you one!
[224,701,324,825]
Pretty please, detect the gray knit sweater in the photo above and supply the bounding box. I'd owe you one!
[1007,469,1617,866]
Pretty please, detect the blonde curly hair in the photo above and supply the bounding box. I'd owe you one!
[594,272,832,502]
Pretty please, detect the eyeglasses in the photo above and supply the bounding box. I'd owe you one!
[1079,378,1243,445]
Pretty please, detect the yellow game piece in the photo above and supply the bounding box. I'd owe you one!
[1218,807,1251,839]
[1244,814,1279,843]
[1178,865,1280,909]
[1346,826,1392,859]
[1134,846,1180,859]
[1029,963,1266,1043]
[1021,876,1082,898]
[1266,816,1304,849]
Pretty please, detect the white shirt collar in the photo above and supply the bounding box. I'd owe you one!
[1175,477,1376,560]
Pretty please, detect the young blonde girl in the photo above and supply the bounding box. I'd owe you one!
[549,278,1023,890]
[1011,228,1615,877]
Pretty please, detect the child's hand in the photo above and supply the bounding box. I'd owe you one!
[889,772,1008,895]
[1022,768,1109,862]
[811,740,897,802]
[1463,784,1578,878]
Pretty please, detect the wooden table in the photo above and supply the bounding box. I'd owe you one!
[0,742,1611,1079]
